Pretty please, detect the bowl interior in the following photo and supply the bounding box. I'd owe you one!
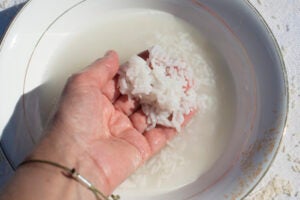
[0,0,287,199]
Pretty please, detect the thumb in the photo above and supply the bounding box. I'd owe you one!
[83,50,120,89]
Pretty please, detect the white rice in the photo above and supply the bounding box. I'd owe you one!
[118,45,198,131]
[117,30,217,191]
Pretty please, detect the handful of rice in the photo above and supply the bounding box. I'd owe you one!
[118,45,198,131]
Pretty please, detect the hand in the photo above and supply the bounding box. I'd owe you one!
[30,51,193,195]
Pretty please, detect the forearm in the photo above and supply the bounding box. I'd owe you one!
[0,130,111,200]
[0,162,92,200]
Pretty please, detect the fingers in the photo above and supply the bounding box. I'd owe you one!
[118,129,151,161]
[144,127,176,155]
[102,76,120,102]
[108,109,151,161]
[130,109,148,133]
[114,95,139,116]
[129,109,196,157]
[110,106,196,162]
[109,110,134,137]
[181,109,196,127]
[130,109,196,134]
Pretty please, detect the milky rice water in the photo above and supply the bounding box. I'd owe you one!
[41,9,235,196]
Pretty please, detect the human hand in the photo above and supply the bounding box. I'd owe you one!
[31,51,193,195]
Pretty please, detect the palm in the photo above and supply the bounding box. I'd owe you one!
[51,51,191,193]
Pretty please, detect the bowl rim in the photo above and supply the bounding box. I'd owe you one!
[0,0,289,199]
[239,1,289,199]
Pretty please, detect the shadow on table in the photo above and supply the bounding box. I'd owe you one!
[0,85,45,191]
[0,3,26,41]
[0,2,44,191]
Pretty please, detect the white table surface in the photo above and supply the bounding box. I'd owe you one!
[0,0,299,199]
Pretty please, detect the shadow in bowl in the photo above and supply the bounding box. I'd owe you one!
[0,85,44,190]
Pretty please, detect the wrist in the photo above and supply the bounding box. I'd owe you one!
[28,129,112,196]
[9,160,99,200]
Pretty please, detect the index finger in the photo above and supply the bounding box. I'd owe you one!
[138,110,196,156]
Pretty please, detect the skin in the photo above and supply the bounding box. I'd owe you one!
[0,51,194,200]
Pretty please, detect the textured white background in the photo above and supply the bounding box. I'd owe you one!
[0,0,299,199]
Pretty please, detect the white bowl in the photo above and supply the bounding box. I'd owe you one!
[0,0,288,199]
